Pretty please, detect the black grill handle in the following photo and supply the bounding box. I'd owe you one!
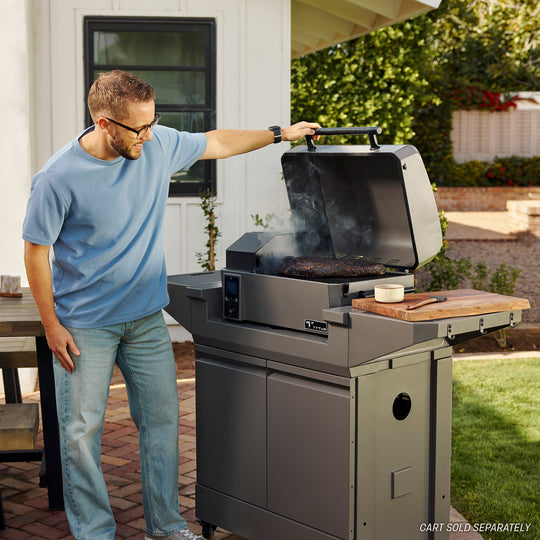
[305,126,382,152]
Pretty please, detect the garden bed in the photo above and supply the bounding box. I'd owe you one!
[452,327,539,354]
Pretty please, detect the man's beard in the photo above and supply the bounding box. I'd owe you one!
[110,136,142,160]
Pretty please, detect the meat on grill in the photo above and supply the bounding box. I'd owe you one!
[277,256,386,278]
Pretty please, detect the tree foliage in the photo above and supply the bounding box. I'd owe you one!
[291,0,540,182]
[429,0,540,91]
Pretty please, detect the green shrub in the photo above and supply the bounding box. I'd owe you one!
[196,189,221,271]
[450,160,489,187]
[441,156,540,187]
[484,156,540,187]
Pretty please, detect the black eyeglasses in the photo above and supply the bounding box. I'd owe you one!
[105,113,161,137]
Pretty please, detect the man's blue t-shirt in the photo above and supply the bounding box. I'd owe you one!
[22,125,207,328]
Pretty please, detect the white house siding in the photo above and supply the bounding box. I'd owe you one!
[0,1,32,281]
[0,1,36,395]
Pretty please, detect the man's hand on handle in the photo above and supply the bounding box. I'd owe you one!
[281,121,321,142]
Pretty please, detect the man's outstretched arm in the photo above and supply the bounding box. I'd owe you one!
[201,121,320,159]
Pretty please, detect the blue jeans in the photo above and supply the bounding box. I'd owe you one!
[53,311,186,539]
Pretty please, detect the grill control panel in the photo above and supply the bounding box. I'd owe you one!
[223,273,242,320]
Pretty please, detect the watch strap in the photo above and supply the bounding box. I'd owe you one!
[268,125,282,143]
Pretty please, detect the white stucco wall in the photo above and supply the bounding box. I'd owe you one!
[0,1,32,284]
[0,1,37,396]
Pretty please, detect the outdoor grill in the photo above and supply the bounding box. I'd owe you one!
[165,128,528,540]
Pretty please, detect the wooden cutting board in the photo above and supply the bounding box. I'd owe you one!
[351,289,530,321]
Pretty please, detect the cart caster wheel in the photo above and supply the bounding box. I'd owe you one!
[198,520,217,539]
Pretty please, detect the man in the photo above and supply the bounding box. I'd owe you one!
[23,69,320,540]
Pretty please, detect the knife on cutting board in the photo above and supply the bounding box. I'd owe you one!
[406,295,447,310]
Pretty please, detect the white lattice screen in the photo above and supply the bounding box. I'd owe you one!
[451,93,540,162]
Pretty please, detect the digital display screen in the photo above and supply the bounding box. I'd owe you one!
[225,276,239,296]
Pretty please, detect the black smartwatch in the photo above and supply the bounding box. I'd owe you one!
[268,125,282,143]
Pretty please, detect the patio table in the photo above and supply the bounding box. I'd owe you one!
[0,288,63,511]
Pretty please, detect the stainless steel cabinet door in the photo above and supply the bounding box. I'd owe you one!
[196,355,267,507]
[267,371,354,539]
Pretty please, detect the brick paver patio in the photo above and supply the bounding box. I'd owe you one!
[0,351,243,540]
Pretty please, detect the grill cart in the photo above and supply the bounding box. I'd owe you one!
[165,129,529,540]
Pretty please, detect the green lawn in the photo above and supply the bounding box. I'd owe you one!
[451,357,540,540]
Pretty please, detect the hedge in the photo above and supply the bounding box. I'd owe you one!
[446,156,540,187]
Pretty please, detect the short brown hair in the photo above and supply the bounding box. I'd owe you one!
[87,70,156,122]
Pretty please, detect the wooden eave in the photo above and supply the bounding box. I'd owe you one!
[291,0,441,58]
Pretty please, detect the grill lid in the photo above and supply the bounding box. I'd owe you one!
[281,128,442,271]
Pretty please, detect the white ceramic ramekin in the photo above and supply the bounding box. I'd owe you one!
[374,283,405,303]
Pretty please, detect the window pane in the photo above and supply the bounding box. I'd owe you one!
[92,69,206,105]
[171,161,206,185]
[135,70,206,105]
[159,111,205,133]
[93,31,206,67]
[159,112,207,185]
[86,17,215,196]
